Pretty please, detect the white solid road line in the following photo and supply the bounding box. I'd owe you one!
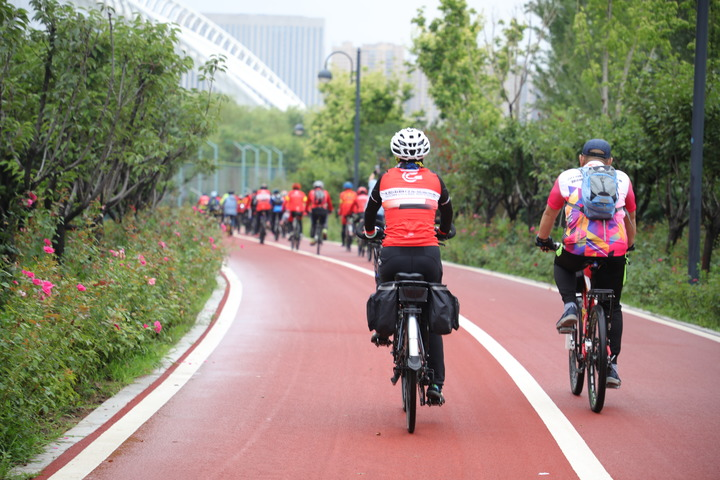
[46,266,242,480]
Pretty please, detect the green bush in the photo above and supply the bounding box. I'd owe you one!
[0,206,224,476]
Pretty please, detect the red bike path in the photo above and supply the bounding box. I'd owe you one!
[30,232,720,479]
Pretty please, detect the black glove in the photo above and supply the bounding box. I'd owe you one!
[535,235,555,252]
[627,243,636,252]
[436,224,456,241]
[363,226,384,240]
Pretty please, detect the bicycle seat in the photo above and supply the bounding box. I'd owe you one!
[395,272,424,282]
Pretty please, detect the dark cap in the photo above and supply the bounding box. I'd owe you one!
[582,139,611,159]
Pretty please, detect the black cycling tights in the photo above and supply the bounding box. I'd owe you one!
[379,246,445,386]
[554,250,626,361]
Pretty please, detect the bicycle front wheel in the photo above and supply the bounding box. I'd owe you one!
[586,303,608,413]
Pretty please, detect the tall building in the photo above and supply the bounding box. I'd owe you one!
[204,14,325,107]
[331,42,440,123]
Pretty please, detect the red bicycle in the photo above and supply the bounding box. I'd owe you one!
[567,259,615,413]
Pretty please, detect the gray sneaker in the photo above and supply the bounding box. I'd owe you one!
[556,304,578,333]
[607,363,621,389]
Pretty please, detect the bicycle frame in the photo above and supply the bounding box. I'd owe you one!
[569,262,615,413]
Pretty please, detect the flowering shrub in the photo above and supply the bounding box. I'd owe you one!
[0,206,223,472]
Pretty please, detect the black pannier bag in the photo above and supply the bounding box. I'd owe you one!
[427,283,460,335]
[366,282,398,337]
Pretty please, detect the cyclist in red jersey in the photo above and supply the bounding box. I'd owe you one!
[253,184,273,234]
[284,183,307,235]
[363,127,453,405]
[307,180,333,245]
[354,186,369,213]
[535,138,637,388]
[338,181,358,246]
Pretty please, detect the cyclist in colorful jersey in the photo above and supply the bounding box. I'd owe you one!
[338,181,358,246]
[535,138,637,388]
[270,189,284,235]
[307,180,333,245]
[363,127,453,405]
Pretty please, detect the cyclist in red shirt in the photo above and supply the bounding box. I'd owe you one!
[307,180,333,245]
[338,181,358,246]
[253,185,273,234]
[284,183,307,235]
[363,127,453,405]
[354,186,369,213]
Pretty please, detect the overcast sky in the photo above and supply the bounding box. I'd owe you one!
[178,0,529,51]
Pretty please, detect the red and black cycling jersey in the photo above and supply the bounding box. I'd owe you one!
[364,166,452,247]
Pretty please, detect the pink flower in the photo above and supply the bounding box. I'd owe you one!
[44,246,55,254]
[22,270,35,278]
[208,237,215,244]
[138,254,147,266]
[212,244,217,250]
[23,192,37,207]
[76,283,86,291]
[44,238,52,247]
[18,290,26,297]
[158,241,167,249]
[174,231,181,237]
[220,223,227,232]
[114,323,120,330]
[163,256,170,262]
[148,277,156,285]
[143,324,149,329]
[41,280,54,295]
[529,226,536,233]
[153,320,162,333]
[32,278,42,286]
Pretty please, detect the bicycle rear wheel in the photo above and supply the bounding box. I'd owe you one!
[569,300,585,395]
[586,303,608,413]
[258,221,266,244]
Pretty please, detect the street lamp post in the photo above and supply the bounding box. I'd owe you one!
[318,48,361,188]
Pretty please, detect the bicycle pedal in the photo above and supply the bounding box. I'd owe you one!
[557,327,574,334]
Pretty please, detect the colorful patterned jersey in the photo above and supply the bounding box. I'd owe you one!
[547,160,636,256]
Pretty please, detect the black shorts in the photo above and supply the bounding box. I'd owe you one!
[378,246,443,284]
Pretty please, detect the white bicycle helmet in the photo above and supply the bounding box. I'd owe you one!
[313,180,324,189]
[390,128,431,161]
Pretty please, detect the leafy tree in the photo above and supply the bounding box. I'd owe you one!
[306,69,409,192]
[0,0,223,260]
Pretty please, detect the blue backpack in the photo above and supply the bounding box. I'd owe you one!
[579,165,619,220]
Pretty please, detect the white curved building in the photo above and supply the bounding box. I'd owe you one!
[68,0,306,110]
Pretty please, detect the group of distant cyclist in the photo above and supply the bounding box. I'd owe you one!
[197,179,373,247]
[197,127,637,408]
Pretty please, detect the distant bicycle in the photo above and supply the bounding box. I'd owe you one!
[289,214,302,251]
[312,216,324,255]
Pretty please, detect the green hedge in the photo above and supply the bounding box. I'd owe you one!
[0,206,224,476]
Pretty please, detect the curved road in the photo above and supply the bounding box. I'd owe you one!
[33,232,720,479]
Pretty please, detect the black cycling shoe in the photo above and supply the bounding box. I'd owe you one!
[427,384,445,405]
[371,332,392,347]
